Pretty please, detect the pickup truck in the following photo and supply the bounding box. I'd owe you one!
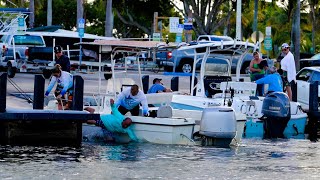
[0,34,50,78]
[156,35,254,73]
[157,37,256,74]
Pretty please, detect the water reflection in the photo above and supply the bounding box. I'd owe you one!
[1,139,320,179]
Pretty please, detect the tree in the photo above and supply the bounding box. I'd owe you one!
[171,0,230,36]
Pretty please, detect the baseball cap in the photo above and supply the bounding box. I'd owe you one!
[153,78,162,84]
[281,43,290,49]
[54,46,62,53]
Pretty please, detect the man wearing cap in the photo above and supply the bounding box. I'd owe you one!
[54,45,70,72]
[147,78,172,94]
[254,67,283,95]
[280,43,296,100]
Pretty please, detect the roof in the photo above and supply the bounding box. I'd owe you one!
[300,66,320,72]
[77,40,177,51]
[178,40,257,51]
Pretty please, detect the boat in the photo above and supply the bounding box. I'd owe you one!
[167,40,307,139]
[73,40,242,147]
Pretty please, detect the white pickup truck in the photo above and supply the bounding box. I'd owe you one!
[0,33,51,78]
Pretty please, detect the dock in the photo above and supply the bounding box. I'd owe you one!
[0,73,100,146]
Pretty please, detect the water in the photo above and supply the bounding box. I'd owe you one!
[1,139,320,179]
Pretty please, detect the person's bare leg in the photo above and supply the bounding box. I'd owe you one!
[286,86,292,101]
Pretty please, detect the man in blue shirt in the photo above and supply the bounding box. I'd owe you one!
[85,99,138,141]
[255,67,283,95]
[147,78,172,94]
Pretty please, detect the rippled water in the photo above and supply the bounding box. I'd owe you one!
[1,139,320,179]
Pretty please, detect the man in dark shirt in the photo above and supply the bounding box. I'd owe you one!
[54,46,70,72]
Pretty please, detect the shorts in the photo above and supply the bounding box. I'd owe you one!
[281,72,294,87]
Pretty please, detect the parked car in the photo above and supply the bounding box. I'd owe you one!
[296,66,320,108]
[300,53,320,70]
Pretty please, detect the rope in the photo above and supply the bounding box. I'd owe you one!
[7,77,33,103]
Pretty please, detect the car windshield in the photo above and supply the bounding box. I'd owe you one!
[12,35,45,46]
[210,37,233,41]
[311,54,320,60]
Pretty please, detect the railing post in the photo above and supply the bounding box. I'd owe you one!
[33,75,45,109]
[0,73,7,113]
[171,76,179,91]
[190,76,197,96]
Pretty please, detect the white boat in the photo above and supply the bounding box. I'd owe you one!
[43,40,241,147]
[167,40,308,139]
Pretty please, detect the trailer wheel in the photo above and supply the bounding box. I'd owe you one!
[7,64,16,78]
[43,69,51,79]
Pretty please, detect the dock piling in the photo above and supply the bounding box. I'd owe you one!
[72,75,84,111]
[171,77,179,91]
[33,74,45,109]
[0,73,7,113]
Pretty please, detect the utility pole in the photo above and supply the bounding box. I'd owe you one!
[28,0,34,28]
[235,0,242,41]
[47,0,52,26]
[77,0,84,29]
[253,0,258,43]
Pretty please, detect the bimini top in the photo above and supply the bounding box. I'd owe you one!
[77,40,177,51]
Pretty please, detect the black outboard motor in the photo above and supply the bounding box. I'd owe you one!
[261,92,290,138]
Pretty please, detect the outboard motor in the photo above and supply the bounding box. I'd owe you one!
[198,106,236,147]
[261,92,290,138]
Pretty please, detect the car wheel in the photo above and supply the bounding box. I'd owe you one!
[179,60,193,73]
[7,64,16,78]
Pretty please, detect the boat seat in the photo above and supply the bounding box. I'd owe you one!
[203,75,232,97]
[157,105,173,118]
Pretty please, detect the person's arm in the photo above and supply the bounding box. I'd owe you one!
[110,100,124,119]
[45,76,57,96]
[60,73,72,96]
[255,76,268,84]
[114,90,126,107]
[126,128,139,141]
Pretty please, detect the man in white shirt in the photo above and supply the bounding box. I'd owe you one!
[280,43,297,100]
[115,84,149,116]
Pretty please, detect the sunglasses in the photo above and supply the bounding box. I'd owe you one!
[282,48,288,51]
